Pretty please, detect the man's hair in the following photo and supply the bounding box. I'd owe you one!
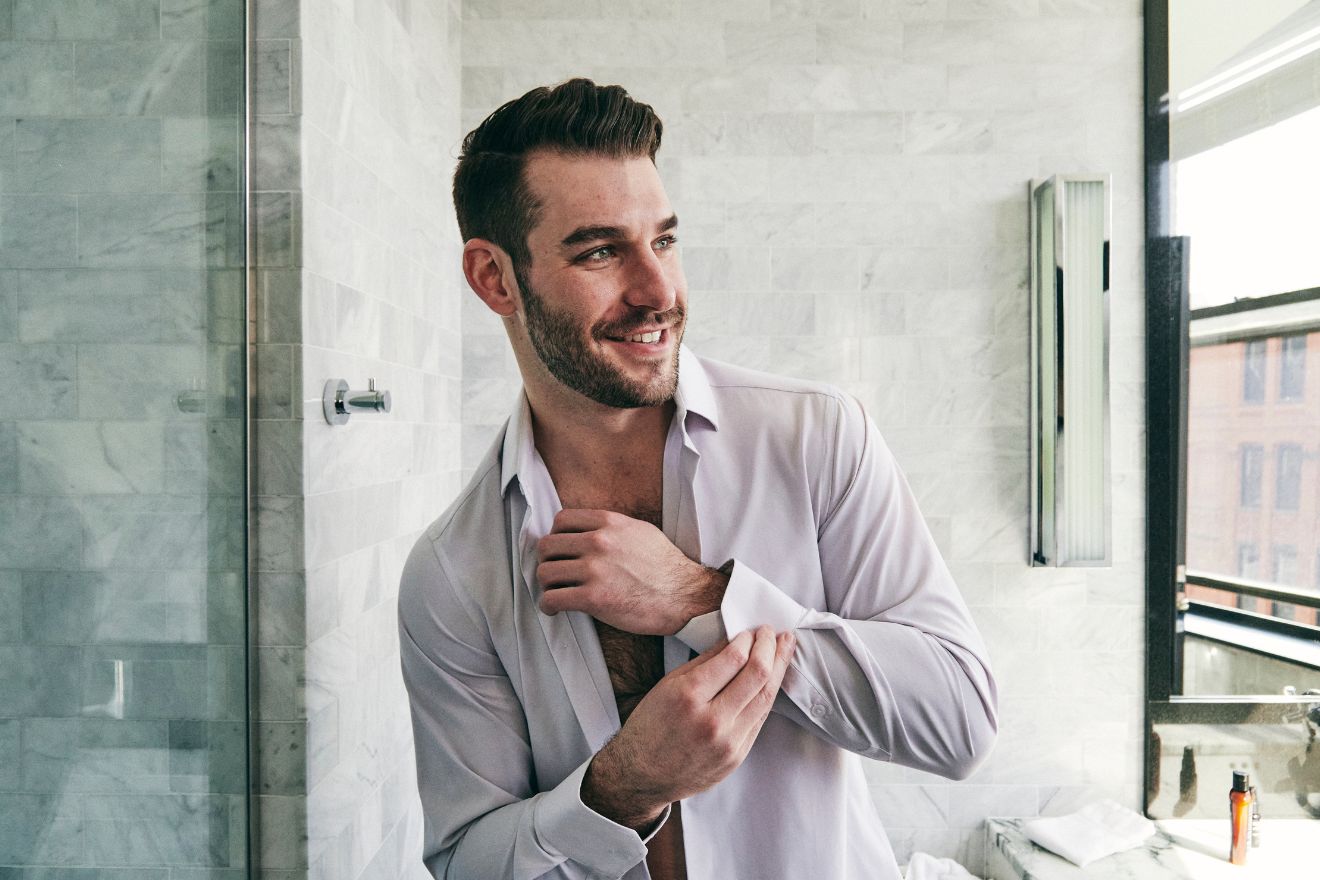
[453,78,663,269]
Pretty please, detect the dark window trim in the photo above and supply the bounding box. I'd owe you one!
[1144,0,1182,711]
[1186,600,1320,657]
[1187,569,1320,610]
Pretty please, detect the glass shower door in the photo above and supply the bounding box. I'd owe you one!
[0,2,250,875]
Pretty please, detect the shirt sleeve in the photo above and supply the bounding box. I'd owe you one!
[675,392,998,780]
[399,540,661,880]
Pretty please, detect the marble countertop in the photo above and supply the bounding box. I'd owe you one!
[986,817,1312,879]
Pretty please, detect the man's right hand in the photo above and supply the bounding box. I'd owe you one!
[581,626,796,830]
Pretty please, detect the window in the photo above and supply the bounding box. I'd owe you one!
[1243,340,1266,402]
[1235,543,1260,610]
[1280,334,1306,400]
[1272,544,1297,586]
[1270,546,1297,620]
[1272,601,1296,620]
[1239,444,1263,507]
[1275,444,1302,510]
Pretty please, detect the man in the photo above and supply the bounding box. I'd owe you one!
[399,79,997,880]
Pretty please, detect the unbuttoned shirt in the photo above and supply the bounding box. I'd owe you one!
[399,348,998,880]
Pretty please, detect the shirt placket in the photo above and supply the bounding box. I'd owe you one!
[511,486,619,752]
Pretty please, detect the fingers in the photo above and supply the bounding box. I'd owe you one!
[549,508,614,534]
[537,530,600,562]
[538,586,590,616]
[536,558,589,589]
[686,630,756,699]
[711,626,781,715]
[734,630,794,727]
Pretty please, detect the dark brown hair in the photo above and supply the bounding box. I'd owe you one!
[453,78,663,269]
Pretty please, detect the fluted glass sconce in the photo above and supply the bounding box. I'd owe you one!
[1029,175,1112,567]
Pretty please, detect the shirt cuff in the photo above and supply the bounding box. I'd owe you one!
[675,609,724,653]
[534,758,661,877]
[719,558,810,636]
[675,559,813,653]
[693,559,836,722]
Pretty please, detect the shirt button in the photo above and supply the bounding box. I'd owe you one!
[810,703,829,718]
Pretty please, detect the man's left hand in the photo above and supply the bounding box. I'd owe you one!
[536,508,727,635]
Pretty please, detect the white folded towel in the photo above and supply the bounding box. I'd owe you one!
[904,852,983,880]
[1023,799,1157,867]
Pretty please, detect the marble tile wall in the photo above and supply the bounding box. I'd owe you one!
[0,0,249,876]
[250,0,308,876]
[290,0,463,878]
[459,0,1147,873]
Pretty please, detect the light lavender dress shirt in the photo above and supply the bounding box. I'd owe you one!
[399,347,998,880]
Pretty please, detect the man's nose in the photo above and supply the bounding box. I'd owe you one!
[623,248,679,314]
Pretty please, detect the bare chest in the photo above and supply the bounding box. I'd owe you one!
[556,481,665,723]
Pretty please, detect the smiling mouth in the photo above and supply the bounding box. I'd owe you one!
[603,326,670,346]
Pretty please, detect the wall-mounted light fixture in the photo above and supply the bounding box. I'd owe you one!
[1029,175,1112,567]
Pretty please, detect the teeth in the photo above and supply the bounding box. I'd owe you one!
[625,331,662,343]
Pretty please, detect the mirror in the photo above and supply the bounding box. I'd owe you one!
[1147,0,1320,701]
[1144,0,1320,822]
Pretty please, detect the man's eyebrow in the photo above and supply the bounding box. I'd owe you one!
[560,225,625,249]
[558,215,679,250]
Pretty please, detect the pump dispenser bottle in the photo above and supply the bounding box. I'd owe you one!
[1229,770,1253,865]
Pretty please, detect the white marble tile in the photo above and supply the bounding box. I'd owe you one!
[813,111,903,154]
[698,291,816,337]
[815,201,908,247]
[723,203,817,246]
[770,246,860,292]
[816,292,906,337]
[18,420,163,494]
[682,246,772,291]
[860,247,948,293]
[725,21,817,66]
[869,784,950,828]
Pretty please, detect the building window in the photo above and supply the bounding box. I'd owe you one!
[1236,543,1259,609]
[1272,601,1297,620]
[1243,339,1267,402]
[1240,443,1263,507]
[1272,544,1297,586]
[1270,546,1298,619]
[1275,444,1302,510]
[1280,334,1306,401]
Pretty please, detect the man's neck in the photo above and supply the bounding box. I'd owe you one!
[527,392,675,489]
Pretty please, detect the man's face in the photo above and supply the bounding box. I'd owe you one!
[512,151,687,409]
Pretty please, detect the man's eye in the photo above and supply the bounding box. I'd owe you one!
[579,245,615,263]
[654,235,678,251]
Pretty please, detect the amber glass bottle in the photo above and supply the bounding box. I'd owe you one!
[1229,770,1253,865]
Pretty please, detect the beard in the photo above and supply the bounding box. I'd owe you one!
[515,265,684,409]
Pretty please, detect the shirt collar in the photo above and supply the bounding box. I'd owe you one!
[500,344,720,498]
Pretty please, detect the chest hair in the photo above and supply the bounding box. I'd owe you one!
[557,487,666,724]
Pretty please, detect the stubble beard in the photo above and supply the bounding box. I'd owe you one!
[515,266,684,409]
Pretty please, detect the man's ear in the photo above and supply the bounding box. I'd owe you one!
[462,239,520,318]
